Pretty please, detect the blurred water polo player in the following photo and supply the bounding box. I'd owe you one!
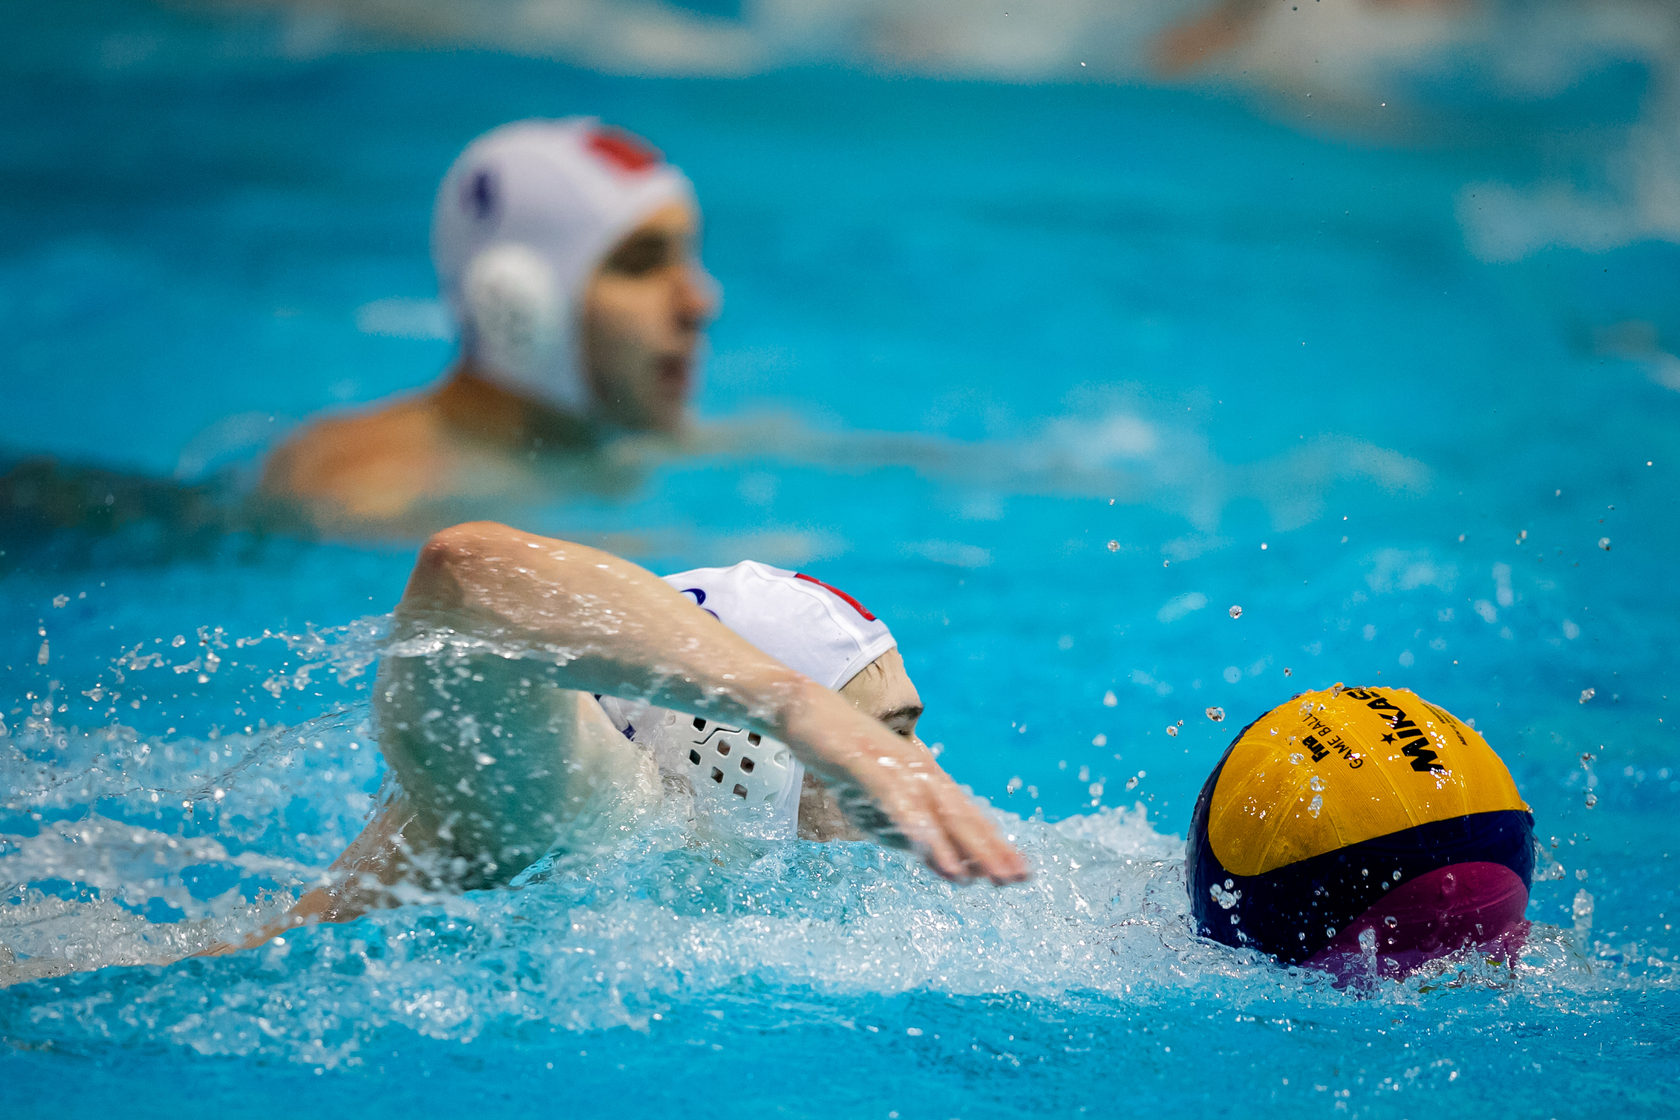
[261,119,717,530]
[1187,686,1535,976]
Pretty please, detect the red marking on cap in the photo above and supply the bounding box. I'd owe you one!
[586,128,661,174]
[795,573,877,621]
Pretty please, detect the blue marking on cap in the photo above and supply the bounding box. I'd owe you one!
[464,169,498,221]
[678,587,720,621]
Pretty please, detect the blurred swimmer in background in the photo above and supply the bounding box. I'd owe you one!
[261,119,717,532]
[215,520,1028,951]
[1152,0,1468,76]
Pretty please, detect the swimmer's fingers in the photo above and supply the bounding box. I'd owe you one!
[908,771,1029,885]
[928,779,1029,885]
[858,766,1029,885]
[832,778,967,879]
[833,787,911,851]
[784,682,1026,883]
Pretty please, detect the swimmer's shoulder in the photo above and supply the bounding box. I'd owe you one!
[259,394,455,523]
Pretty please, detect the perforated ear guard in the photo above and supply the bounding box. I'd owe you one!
[638,708,800,809]
[596,698,805,830]
[669,713,798,806]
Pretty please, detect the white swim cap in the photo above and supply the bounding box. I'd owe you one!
[660,561,897,692]
[431,118,695,415]
[598,562,898,835]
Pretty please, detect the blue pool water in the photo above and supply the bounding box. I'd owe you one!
[3,1,1679,1116]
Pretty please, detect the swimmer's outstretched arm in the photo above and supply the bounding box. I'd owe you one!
[388,521,1028,886]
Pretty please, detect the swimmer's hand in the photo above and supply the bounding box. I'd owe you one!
[778,678,1029,885]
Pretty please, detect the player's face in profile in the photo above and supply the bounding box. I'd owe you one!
[839,648,928,750]
[580,200,715,433]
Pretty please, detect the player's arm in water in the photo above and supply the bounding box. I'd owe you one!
[217,522,1026,952]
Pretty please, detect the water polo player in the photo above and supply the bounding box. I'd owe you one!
[1187,686,1535,975]
[261,119,716,529]
[224,521,1028,949]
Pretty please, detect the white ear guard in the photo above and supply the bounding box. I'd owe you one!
[459,244,586,414]
[596,699,805,834]
[661,711,800,808]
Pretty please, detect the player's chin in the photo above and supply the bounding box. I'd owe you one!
[652,353,695,407]
[638,373,692,434]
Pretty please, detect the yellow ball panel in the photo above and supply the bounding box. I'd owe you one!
[1206,687,1529,877]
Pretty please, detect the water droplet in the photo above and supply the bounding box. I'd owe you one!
[1383,915,1398,929]
[1598,537,1612,551]
[1006,776,1023,794]
[1289,753,1304,764]
[51,595,68,609]
[1106,540,1120,552]
[1205,707,1225,722]
[1102,690,1117,707]
[1584,791,1598,808]
[1283,667,1292,677]
[1228,605,1243,619]
[1165,725,1179,737]
[1571,888,1594,932]
[1579,688,1595,704]
[1330,682,1346,697]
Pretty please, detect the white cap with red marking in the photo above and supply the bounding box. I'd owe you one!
[660,560,897,691]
